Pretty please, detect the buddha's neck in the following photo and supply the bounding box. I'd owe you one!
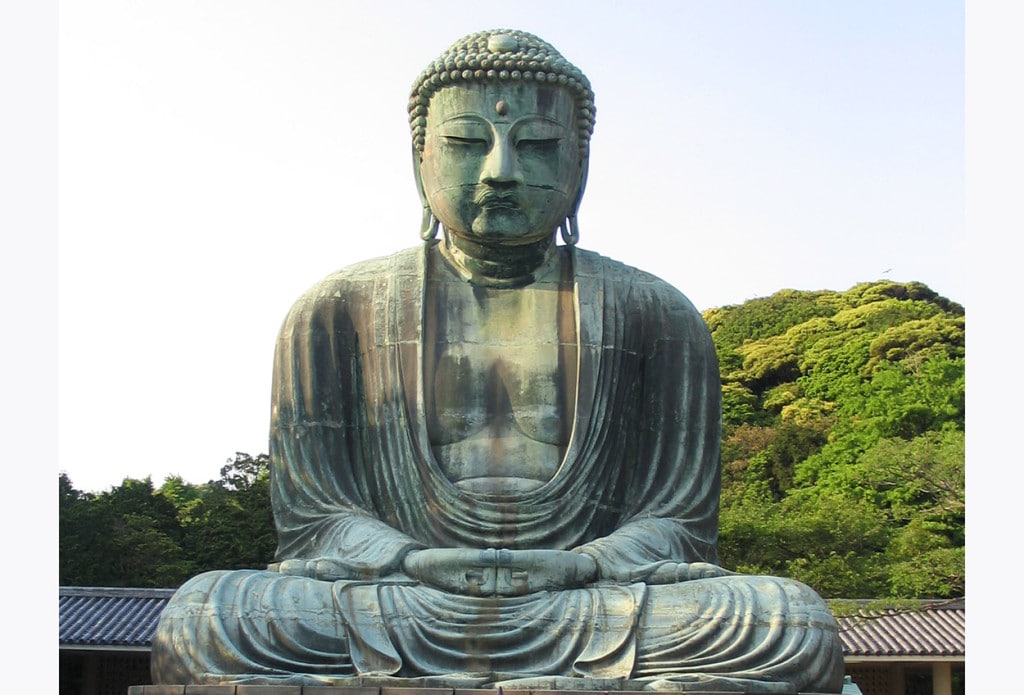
[438,232,559,288]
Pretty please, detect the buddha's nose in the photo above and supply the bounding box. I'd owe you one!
[481,138,522,185]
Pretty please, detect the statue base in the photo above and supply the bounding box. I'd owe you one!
[128,686,841,695]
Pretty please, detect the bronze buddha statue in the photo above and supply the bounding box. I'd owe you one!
[152,29,844,694]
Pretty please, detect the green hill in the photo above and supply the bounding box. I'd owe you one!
[706,280,964,598]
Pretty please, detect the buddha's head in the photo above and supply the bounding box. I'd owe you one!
[409,30,595,246]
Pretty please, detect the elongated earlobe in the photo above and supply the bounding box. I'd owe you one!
[559,217,579,245]
[412,145,439,241]
[560,158,588,246]
[421,208,440,240]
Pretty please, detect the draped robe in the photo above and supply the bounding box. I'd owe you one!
[151,243,844,693]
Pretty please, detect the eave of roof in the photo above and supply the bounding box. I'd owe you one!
[60,586,177,648]
[833,599,965,658]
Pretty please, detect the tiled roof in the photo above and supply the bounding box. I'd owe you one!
[58,587,966,659]
[834,599,965,658]
[60,586,177,648]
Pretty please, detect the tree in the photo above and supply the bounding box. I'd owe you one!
[710,280,964,599]
[174,453,277,575]
[59,474,194,586]
[60,473,110,585]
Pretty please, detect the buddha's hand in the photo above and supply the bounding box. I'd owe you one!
[402,548,598,596]
[269,558,400,582]
[270,560,362,581]
[626,561,737,584]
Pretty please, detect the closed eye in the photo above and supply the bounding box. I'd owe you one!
[443,136,488,147]
[517,138,560,154]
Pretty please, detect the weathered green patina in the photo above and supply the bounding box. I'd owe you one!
[151,29,845,693]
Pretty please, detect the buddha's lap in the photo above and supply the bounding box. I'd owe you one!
[153,567,841,690]
[163,566,835,635]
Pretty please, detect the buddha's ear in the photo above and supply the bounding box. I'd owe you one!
[412,144,429,209]
[560,156,589,246]
[413,145,439,240]
[570,156,589,219]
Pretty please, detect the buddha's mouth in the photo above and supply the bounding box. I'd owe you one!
[476,190,520,210]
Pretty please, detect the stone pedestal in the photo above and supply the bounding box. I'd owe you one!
[128,687,840,695]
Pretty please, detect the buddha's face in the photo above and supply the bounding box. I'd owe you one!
[419,82,582,245]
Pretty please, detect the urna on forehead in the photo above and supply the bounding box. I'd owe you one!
[408,29,596,154]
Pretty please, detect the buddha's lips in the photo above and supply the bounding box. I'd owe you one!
[475,190,520,210]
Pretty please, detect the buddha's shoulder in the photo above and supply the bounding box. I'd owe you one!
[573,248,702,316]
[274,248,422,329]
[291,247,423,303]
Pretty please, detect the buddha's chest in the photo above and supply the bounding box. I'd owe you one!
[423,270,578,492]
[425,278,577,431]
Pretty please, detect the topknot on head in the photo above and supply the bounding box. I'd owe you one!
[408,29,596,156]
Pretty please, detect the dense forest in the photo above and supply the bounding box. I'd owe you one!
[59,280,964,600]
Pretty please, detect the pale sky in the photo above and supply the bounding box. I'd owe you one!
[55,1,966,494]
